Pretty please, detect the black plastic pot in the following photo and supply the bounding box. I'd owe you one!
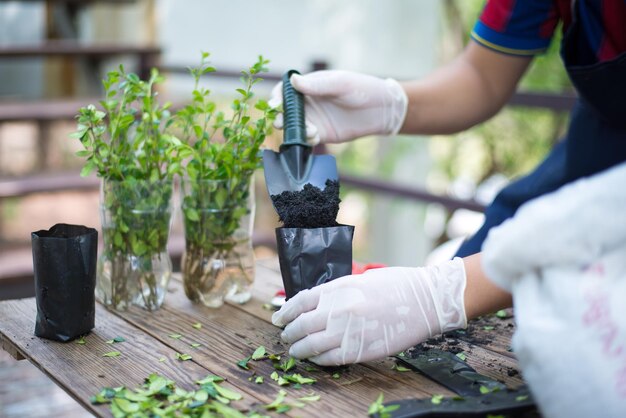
[31,223,98,342]
[276,225,354,299]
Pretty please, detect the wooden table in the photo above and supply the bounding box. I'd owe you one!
[0,258,524,417]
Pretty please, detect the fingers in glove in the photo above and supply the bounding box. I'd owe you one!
[288,329,344,360]
[290,72,348,97]
[271,286,323,327]
[281,309,328,343]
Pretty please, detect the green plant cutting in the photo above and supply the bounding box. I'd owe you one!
[73,66,179,311]
[173,53,277,305]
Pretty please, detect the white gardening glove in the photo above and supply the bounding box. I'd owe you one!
[268,70,408,145]
[271,258,467,366]
[482,162,626,292]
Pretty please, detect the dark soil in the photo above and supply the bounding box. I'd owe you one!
[271,180,341,228]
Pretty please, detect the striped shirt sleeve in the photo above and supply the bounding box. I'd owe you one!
[471,0,559,56]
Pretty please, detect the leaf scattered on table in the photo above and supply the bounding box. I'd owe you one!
[251,345,266,360]
[332,373,340,379]
[431,394,444,405]
[270,371,279,382]
[455,352,467,361]
[268,353,281,361]
[495,309,508,319]
[368,393,400,418]
[158,357,166,362]
[255,376,263,384]
[168,333,182,339]
[175,352,192,361]
[298,393,320,403]
[304,365,318,373]
[190,343,201,348]
[237,356,251,370]
[102,351,121,357]
[278,357,296,372]
[516,395,529,402]
[483,326,495,331]
[106,336,125,344]
[192,322,202,329]
[76,336,86,345]
[262,303,274,310]
[265,389,290,413]
[391,364,411,372]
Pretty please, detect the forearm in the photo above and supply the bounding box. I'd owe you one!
[399,43,532,135]
[462,253,512,319]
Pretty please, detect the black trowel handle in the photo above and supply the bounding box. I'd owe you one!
[282,70,310,148]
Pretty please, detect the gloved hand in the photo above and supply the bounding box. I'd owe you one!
[482,162,626,292]
[271,258,467,366]
[268,70,408,145]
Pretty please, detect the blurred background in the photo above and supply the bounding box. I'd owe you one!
[0,1,573,416]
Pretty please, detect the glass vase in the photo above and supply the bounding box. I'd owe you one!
[96,178,174,311]
[181,178,255,308]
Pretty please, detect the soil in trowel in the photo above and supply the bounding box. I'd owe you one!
[271,180,340,228]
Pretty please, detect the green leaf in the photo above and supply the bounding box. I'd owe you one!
[196,375,224,385]
[169,333,182,339]
[192,322,202,329]
[479,386,491,394]
[190,343,201,348]
[185,208,200,222]
[251,345,266,360]
[103,351,121,357]
[431,394,444,405]
[106,336,125,344]
[298,393,320,402]
[455,352,467,361]
[483,326,495,331]
[496,309,508,318]
[112,398,139,413]
[76,336,86,345]
[391,364,411,372]
[332,373,340,379]
[158,357,166,362]
[255,376,263,384]
[279,357,296,372]
[516,395,529,402]
[175,352,192,361]
[237,356,251,370]
[213,384,243,401]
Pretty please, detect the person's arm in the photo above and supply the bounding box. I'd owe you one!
[463,253,512,319]
[400,42,533,135]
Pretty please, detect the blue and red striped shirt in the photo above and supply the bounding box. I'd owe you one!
[471,0,626,62]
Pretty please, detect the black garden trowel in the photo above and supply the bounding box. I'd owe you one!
[263,69,338,202]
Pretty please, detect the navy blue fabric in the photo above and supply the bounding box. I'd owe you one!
[455,2,626,258]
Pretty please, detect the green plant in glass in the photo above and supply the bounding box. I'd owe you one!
[72,66,179,311]
[174,53,277,307]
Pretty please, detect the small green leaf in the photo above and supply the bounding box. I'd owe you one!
[192,322,202,329]
[196,375,224,385]
[103,351,121,357]
[251,345,266,360]
[299,393,321,402]
[516,395,529,402]
[279,357,296,372]
[175,352,192,361]
[237,356,251,370]
[213,384,243,401]
[76,336,86,345]
[190,343,201,348]
[479,386,491,394]
[455,352,467,361]
[496,309,507,318]
[332,373,340,379]
[431,394,444,405]
[270,371,279,381]
[483,326,495,331]
[255,376,263,384]
[391,364,411,372]
[169,334,182,339]
[106,336,125,344]
[158,357,166,362]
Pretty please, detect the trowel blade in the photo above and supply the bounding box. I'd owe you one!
[262,149,338,198]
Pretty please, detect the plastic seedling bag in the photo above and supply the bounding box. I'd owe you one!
[32,223,98,342]
[276,225,354,300]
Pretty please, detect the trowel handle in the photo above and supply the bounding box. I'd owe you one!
[282,70,310,147]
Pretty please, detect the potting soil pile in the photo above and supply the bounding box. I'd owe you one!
[270,179,340,228]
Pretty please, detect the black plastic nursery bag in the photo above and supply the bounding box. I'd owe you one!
[276,225,354,300]
[31,223,98,342]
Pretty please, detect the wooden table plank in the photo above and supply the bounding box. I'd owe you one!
[0,300,263,417]
[112,278,456,417]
